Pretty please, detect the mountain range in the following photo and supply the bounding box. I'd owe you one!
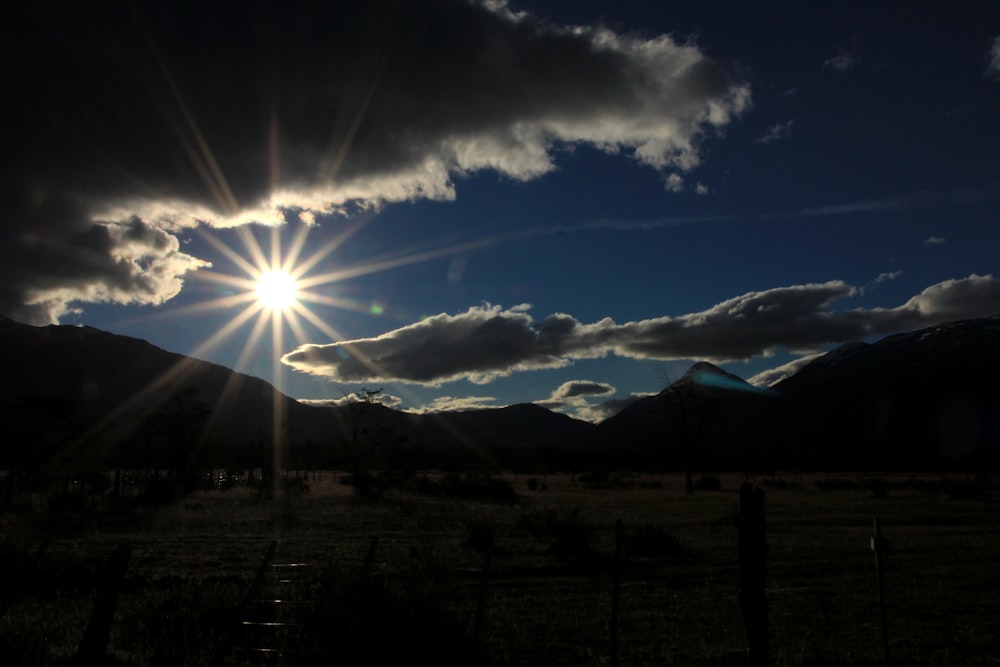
[2,314,998,472]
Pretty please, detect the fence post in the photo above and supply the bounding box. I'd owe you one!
[73,543,132,665]
[871,516,890,666]
[610,519,624,667]
[362,535,380,579]
[738,482,768,667]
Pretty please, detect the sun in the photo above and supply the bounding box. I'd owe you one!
[255,270,300,311]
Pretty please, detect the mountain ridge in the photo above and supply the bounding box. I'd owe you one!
[2,314,998,470]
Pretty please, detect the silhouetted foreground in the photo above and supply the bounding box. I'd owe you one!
[1,472,998,666]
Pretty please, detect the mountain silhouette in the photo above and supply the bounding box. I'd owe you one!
[2,314,998,471]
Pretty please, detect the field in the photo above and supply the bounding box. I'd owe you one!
[1,471,999,666]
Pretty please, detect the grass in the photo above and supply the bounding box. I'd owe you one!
[0,471,998,665]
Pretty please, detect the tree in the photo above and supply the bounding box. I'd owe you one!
[136,386,210,479]
[344,387,385,495]
[659,366,717,494]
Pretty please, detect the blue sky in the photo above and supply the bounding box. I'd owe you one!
[5,1,1000,420]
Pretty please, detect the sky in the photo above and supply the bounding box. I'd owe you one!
[5,0,1000,421]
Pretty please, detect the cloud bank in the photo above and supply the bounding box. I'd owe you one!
[3,0,748,324]
[281,274,1000,386]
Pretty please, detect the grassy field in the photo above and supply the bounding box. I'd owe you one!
[1,471,999,665]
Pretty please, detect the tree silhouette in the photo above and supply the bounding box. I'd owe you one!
[659,367,716,494]
[344,387,385,496]
[136,386,210,481]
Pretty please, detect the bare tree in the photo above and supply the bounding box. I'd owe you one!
[343,387,384,495]
[659,366,716,494]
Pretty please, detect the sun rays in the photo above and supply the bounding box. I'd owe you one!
[255,270,300,312]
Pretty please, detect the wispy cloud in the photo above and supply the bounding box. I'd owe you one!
[987,36,1000,81]
[282,274,1000,386]
[755,120,794,145]
[924,236,947,247]
[874,271,903,284]
[3,1,749,323]
[410,395,502,413]
[793,185,1000,218]
[824,45,861,72]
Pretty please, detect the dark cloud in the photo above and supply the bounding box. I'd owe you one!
[1,206,208,324]
[281,304,573,386]
[282,275,1000,385]
[551,380,615,400]
[534,379,625,422]
[3,0,747,322]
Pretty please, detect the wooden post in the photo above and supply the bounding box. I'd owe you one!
[473,525,495,640]
[738,483,768,667]
[73,543,132,665]
[362,535,380,579]
[871,516,890,666]
[610,519,624,667]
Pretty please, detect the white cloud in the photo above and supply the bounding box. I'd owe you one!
[297,392,403,409]
[411,395,502,413]
[748,354,823,387]
[282,274,1000,386]
[665,173,686,192]
[924,235,946,247]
